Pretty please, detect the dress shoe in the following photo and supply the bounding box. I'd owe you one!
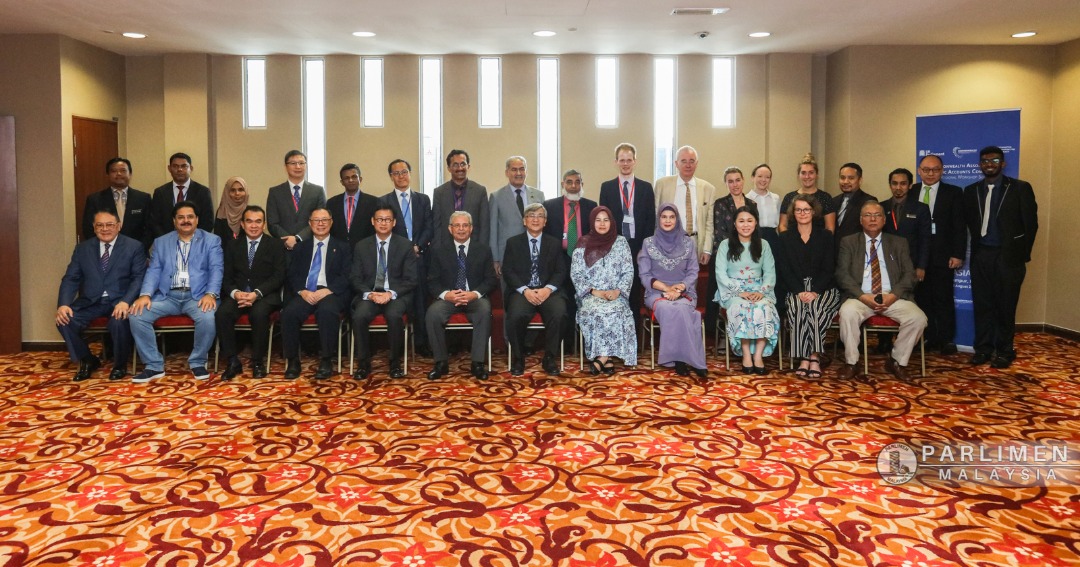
[284,358,301,379]
[427,361,449,381]
[885,357,911,380]
[674,361,690,376]
[692,367,708,379]
[251,363,268,379]
[939,343,958,355]
[969,352,992,366]
[836,363,859,380]
[472,361,489,381]
[73,355,101,381]
[352,361,372,381]
[542,355,560,375]
[221,359,243,381]
[108,367,128,381]
[389,365,407,379]
[990,356,1013,369]
[313,358,335,380]
[510,362,525,376]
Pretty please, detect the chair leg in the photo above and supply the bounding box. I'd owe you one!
[266,321,275,370]
[404,324,410,373]
[349,332,355,375]
[862,327,869,376]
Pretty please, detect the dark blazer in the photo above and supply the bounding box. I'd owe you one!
[911,182,967,267]
[58,234,146,310]
[712,195,758,255]
[286,236,353,299]
[963,176,1038,264]
[213,218,242,242]
[775,224,835,295]
[432,179,490,247]
[543,196,597,245]
[380,190,434,252]
[427,239,498,299]
[266,181,327,241]
[221,235,286,304]
[150,181,214,238]
[835,231,917,301]
[832,189,875,247]
[599,177,656,256]
[882,197,932,270]
[501,232,568,295]
[327,191,379,248]
[81,187,153,251]
[350,234,417,299]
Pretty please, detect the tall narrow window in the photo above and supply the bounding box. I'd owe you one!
[361,57,384,128]
[479,57,501,128]
[595,56,618,128]
[712,56,735,127]
[653,57,676,180]
[420,57,443,192]
[243,57,266,128]
[537,57,560,200]
[302,58,326,188]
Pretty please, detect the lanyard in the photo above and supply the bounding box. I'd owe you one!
[177,239,191,271]
[620,178,635,212]
[890,209,899,231]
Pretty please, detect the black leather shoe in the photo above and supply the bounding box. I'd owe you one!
[73,355,101,381]
[693,367,708,379]
[284,358,301,379]
[970,352,991,365]
[472,361,489,381]
[542,355,559,375]
[427,361,449,380]
[251,363,268,378]
[389,365,406,379]
[836,363,859,380]
[939,343,958,355]
[510,361,525,376]
[313,358,334,380]
[990,356,1013,369]
[108,367,128,381]
[674,361,690,376]
[221,358,243,381]
[754,365,768,375]
[352,361,371,381]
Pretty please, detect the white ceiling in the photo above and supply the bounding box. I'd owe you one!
[1,0,1078,57]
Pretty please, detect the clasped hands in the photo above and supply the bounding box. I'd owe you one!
[523,287,552,306]
[739,291,765,302]
[444,289,479,306]
[592,289,620,301]
[299,288,332,305]
[660,283,686,302]
[860,292,897,313]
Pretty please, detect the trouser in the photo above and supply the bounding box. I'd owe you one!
[426,298,491,363]
[505,292,567,364]
[970,246,1025,356]
[57,298,132,368]
[281,294,347,360]
[915,265,957,345]
[215,297,279,363]
[838,298,927,366]
[129,290,217,371]
[352,296,409,364]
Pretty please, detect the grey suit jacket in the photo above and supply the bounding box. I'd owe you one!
[489,183,544,262]
[835,231,916,301]
[266,180,326,241]
[432,179,490,247]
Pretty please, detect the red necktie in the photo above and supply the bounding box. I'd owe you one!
[177,185,185,203]
[346,195,355,230]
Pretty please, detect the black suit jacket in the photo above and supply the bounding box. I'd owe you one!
[350,234,417,299]
[150,181,214,238]
[427,239,498,299]
[832,189,875,247]
[882,197,932,270]
[963,176,1037,264]
[599,177,655,256]
[58,234,146,310]
[221,235,286,304]
[286,236,352,300]
[775,225,835,295]
[432,179,490,247]
[910,182,967,267]
[81,187,153,251]
[381,190,434,252]
[327,191,379,248]
[501,232,568,296]
[543,196,596,245]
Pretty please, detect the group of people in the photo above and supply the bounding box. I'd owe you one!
[57,142,1036,383]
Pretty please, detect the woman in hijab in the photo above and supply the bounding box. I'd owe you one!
[214,176,249,241]
[571,206,637,375]
[638,204,707,378]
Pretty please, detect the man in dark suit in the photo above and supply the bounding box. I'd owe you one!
[489,155,545,276]
[543,169,596,255]
[911,154,967,354]
[426,211,498,381]
[150,152,214,238]
[327,163,378,248]
[503,204,568,376]
[216,205,286,381]
[432,149,490,248]
[57,210,146,381]
[963,145,1038,369]
[879,168,931,354]
[599,143,655,324]
[281,208,352,380]
[81,157,152,251]
[266,149,327,251]
[834,201,927,381]
[832,162,875,249]
[350,206,417,380]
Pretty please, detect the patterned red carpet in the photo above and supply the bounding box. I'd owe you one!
[1,332,1078,567]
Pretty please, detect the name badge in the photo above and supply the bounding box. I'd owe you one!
[177,271,190,287]
[931,222,937,235]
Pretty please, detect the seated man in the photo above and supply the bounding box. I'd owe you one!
[129,201,224,382]
[835,201,927,380]
[281,208,352,380]
[502,203,567,376]
[56,211,146,381]
[426,211,497,381]
[216,205,286,381]
[350,206,417,380]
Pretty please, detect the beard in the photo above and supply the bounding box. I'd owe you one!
[563,190,582,202]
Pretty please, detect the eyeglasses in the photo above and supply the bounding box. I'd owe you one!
[793,208,813,214]
[286,161,307,166]
[919,167,942,174]
[93,223,118,229]
[448,162,469,169]
[390,170,411,177]
[980,158,1002,164]
[861,213,885,219]
[525,213,546,219]
[310,218,332,224]
[373,217,394,223]
[450,223,472,229]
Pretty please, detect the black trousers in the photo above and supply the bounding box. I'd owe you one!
[505,292,567,363]
[425,297,491,363]
[970,246,1026,356]
[915,265,957,346]
[215,297,279,363]
[281,294,347,360]
[351,296,409,364]
[57,298,132,368]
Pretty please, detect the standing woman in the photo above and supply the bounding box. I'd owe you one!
[778,153,836,234]
[572,206,637,374]
[774,195,841,378]
[715,206,780,374]
[214,176,250,241]
[745,164,782,253]
[638,204,707,378]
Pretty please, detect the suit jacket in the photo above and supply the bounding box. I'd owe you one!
[654,175,717,256]
[911,182,967,267]
[327,191,379,248]
[963,175,1038,264]
[286,235,352,299]
[432,179,490,247]
[150,180,214,238]
[141,229,224,301]
[427,239,498,299]
[220,235,286,304]
[58,234,146,310]
[501,232,568,296]
[599,177,656,256]
[266,180,326,241]
[543,196,597,246]
[832,189,875,247]
[350,233,417,300]
[380,190,434,252]
[835,231,916,301]
[489,184,545,262]
[774,224,835,295]
[81,187,153,251]
[882,197,932,270]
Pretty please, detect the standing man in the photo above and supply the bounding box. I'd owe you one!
[128,202,224,383]
[832,163,875,248]
[432,149,489,248]
[81,157,152,251]
[266,150,326,251]
[489,156,544,277]
[215,205,286,381]
[543,169,596,254]
[426,212,498,381]
[327,163,379,249]
[380,158,434,356]
[912,154,967,354]
[57,210,146,381]
[654,145,716,265]
[963,146,1038,369]
[150,152,214,238]
[879,168,931,354]
[599,143,655,324]
[280,208,352,380]
[350,206,417,380]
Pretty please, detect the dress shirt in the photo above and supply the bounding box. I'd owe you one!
[673,178,698,233]
[562,197,583,250]
[395,189,413,238]
[747,190,782,229]
[921,182,939,214]
[363,235,397,300]
[860,233,893,294]
[229,237,262,299]
[99,236,119,298]
[306,236,330,290]
[172,182,187,203]
[515,232,558,294]
[438,238,483,299]
[171,237,194,289]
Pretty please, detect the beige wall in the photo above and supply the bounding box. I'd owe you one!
[1048,38,1080,331]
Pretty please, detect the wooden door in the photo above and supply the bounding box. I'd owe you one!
[72,117,119,240]
[0,117,21,352]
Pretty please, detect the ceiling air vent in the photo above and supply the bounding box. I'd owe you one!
[670,8,729,16]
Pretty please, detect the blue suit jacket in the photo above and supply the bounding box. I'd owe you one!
[58,234,147,309]
[141,229,224,300]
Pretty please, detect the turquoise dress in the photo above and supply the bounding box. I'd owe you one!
[714,239,780,355]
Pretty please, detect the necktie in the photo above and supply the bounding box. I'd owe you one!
[684,182,694,234]
[566,202,578,256]
[455,244,467,290]
[176,185,185,203]
[921,185,931,205]
[454,187,464,211]
[346,195,355,230]
[114,190,126,222]
[293,185,302,212]
[621,180,631,235]
[981,184,994,237]
[838,195,850,224]
[529,238,540,287]
[400,192,413,240]
[306,241,323,292]
[247,240,257,269]
[375,241,387,290]
[101,242,111,273]
[869,238,882,295]
[515,188,525,217]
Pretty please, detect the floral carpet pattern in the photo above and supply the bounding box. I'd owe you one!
[0,332,1078,567]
